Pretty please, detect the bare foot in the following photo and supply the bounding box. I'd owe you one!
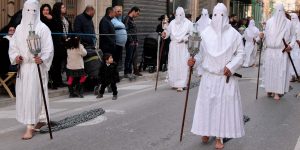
[215,139,224,149]
[22,128,34,140]
[34,122,46,131]
[274,94,280,101]
[177,88,183,92]
[201,136,209,143]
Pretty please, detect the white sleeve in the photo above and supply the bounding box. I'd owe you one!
[79,44,87,57]
[194,42,204,69]
[40,27,54,71]
[8,32,19,65]
[226,36,245,74]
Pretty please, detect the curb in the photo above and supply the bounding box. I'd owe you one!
[0,71,167,107]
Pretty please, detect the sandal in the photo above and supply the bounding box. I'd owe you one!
[177,88,183,92]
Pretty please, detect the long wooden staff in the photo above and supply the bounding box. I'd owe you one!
[180,56,194,142]
[256,38,263,100]
[155,37,165,91]
[37,63,53,139]
[283,38,299,80]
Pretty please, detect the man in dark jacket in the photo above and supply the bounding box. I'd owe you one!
[123,6,141,77]
[74,6,96,48]
[99,7,116,59]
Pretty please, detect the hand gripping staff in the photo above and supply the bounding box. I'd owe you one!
[282,38,299,80]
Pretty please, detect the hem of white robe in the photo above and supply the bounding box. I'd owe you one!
[190,130,245,139]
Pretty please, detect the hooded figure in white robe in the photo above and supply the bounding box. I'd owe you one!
[242,19,260,67]
[9,0,53,139]
[289,13,300,78]
[190,3,245,148]
[163,7,193,91]
[195,8,211,76]
[263,4,291,99]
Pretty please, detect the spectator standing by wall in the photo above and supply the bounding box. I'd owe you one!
[40,4,53,31]
[3,26,17,72]
[111,5,127,65]
[74,6,96,48]
[49,2,72,89]
[156,14,170,71]
[99,7,116,61]
[123,6,141,77]
[65,36,87,98]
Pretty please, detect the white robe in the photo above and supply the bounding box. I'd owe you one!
[9,22,54,125]
[191,26,245,138]
[165,18,193,88]
[290,14,300,76]
[196,10,211,76]
[263,19,291,94]
[242,25,259,67]
[290,29,300,76]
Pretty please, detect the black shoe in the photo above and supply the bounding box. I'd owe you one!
[69,93,79,98]
[124,74,130,78]
[97,94,103,98]
[94,86,99,95]
[59,83,68,87]
[77,84,84,98]
[51,86,58,90]
[112,95,117,100]
[134,71,143,76]
[107,86,112,93]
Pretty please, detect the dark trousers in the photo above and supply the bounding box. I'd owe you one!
[49,54,64,87]
[124,42,137,74]
[114,45,123,65]
[99,82,118,95]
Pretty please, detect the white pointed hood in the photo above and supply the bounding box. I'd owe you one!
[201,3,234,57]
[211,3,230,35]
[245,19,259,40]
[175,7,185,25]
[196,8,211,34]
[290,13,300,34]
[20,0,41,34]
[265,3,289,47]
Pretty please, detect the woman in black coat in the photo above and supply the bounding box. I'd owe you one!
[48,2,72,89]
[40,4,54,31]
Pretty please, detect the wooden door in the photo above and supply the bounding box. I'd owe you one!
[0,0,21,30]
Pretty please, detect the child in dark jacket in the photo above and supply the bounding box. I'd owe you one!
[97,53,120,100]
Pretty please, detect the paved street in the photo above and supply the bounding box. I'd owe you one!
[1,67,300,150]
